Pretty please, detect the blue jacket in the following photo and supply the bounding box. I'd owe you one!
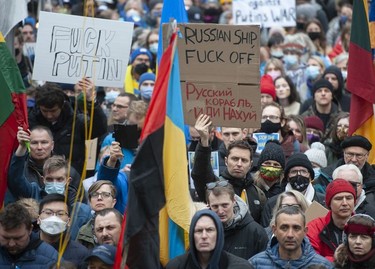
[0,232,58,268]
[249,237,333,269]
[97,156,129,213]
[101,133,135,169]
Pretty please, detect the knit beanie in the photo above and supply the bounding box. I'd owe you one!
[138,72,156,88]
[130,48,153,64]
[341,135,372,151]
[258,140,286,169]
[260,74,276,100]
[312,78,333,95]
[304,116,324,133]
[304,142,327,168]
[284,153,314,179]
[325,179,356,209]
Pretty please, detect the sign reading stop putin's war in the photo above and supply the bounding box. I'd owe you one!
[33,12,133,87]
[176,23,261,128]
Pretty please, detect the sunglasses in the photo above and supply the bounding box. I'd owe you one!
[206,180,229,190]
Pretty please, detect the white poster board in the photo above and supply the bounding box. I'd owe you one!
[188,151,219,189]
[33,11,134,87]
[233,0,296,28]
[253,132,279,154]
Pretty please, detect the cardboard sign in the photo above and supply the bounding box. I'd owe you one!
[253,132,279,154]
[306,201,328,224]
[33,11,134,87]
[233,0,296,28]
[85,138,98,170]
[176,23,261,128]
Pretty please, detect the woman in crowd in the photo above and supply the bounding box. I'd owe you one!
[287,115,309,152]
[274,75,301,116]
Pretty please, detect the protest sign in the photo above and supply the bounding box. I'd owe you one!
[33,11,133,87]
[176,23,261,128]
[188,151,219,189]
[233,0,296,28]
[253,132,279,153]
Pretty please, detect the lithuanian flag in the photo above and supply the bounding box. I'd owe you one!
[0,32,28,204]
[347,0,375,164]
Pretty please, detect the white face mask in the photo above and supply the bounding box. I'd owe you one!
[39,216,67,235]
[149,43,158,54]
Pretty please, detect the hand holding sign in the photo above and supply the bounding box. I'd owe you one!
[194,114,212,147]
[75,77,96,102]
[107,141,124,168]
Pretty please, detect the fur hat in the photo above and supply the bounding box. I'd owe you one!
[284,153,314,179]
[304,142,327,168]
[325,179,356,209]
[260,74,276,100]
[341,135,372,151]
[258,140,285,169]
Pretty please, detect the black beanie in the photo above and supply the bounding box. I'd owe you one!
[341,135,372,151]
[258,140,286,169]
[312,78,334,95]
[284,153,314,179]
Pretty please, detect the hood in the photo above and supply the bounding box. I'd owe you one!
[189,209,224,269]
[323,65,344,99]
[224,195,251,230]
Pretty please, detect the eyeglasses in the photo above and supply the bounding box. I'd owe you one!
[289,169,309,177]
[41,209,68,217]
[261,115,280,123]
[206,180,229,190]
[112,103,128,109]
[90,191,113,199]
[344,152,368,160]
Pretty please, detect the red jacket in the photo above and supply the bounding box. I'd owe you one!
[307,211,338,262]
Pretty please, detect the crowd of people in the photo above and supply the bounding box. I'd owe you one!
[3,0,375,268]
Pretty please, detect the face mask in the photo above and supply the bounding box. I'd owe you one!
[267,70,282,81]
[105,90,120,103]
[283,55,298,68]
[305,65,320,80]
[307,133,321,144]
[39,216,67,235]
[339,15,348,28]
[289,175,310,192]
[341,70,347,80]
[15,48,21,56]
[313,167,320,179]
[140,85,154,100]
[270,50,284,59]
[296,22,305,30]
[149,43,158,54]
[308,32,321,41]
[259,166,283,182]
[126,9,141,20]
[261,120,281,134]
[45,182,66,195]
[337,127,348,141]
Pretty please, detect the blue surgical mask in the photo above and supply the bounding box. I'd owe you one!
[283,54,298,68]
[305,65,320,80]
[105,90,120,103]
[149,43,158,55]
[140,85,154,100]
[313,167,321,179]
[270,50,284,59]
[45,182,66,195]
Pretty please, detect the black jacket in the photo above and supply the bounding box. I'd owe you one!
[191,142,266,223]
[28,97,107,174]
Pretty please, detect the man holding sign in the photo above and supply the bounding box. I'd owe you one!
[191,114,266,224]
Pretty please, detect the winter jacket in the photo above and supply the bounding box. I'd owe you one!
[191,142,266,223]
[97,156,129,213]
[307,211,341,261]
[166,210,252,269]
[249,237,333,269]
[223,196,268,259]
[28,97,107,174]
[76,218,95,250]
[0,232,58,268]
[101,133,135,170]
[7,153,91,239]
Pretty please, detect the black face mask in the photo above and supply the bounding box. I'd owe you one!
[296,22,305,31]
[308,32,321,41]
[289,175,310,192]
[15,48,21,56]
[260,120,281,134]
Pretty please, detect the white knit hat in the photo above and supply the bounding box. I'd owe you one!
[304,142,327,168]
